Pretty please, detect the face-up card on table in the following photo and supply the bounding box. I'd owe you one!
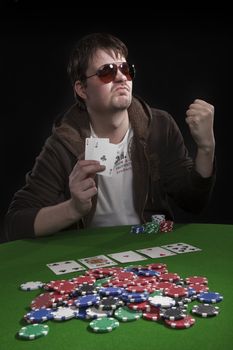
[78,255,117,269]
[108,250,148,263]
[47,260,85,275]
[136,247,176,258]
[161,242,202,254]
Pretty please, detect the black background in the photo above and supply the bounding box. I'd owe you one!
[1,3,232,241]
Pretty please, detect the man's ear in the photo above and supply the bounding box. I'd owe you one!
[74,81,87,100]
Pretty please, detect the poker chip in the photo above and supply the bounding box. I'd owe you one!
[75,284,99,295]
[185,276,208,285]
[20,281,44,291]
[31,293,56,309]
[197,291,223,303]
[189,284,209,293]
[127,301,151,311]
[51,307,75,321]
[159,220,174,232]
[86,306,113,319]
[89,317,119,333]
[17,260,224,340]
[99,287,124,296]
[18,324,49,340]
[72,276,96,285]
[75,295,101,308]
[159,273,180,282]
[165,315,196,329]
[191,304,220,317]
[164,286,188,298]
[25,308,54,323]
[160,306,187,321]
[148,295,176,308]
[142,306,160,321]
[114,306,142,322]
[97,296,123,310]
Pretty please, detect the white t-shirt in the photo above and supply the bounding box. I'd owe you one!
[89,126,140,227]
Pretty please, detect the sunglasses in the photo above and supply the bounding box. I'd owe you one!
[85,62,135,84]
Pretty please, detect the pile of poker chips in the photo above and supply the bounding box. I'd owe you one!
[131,214,174,234]
[17,263,223,339]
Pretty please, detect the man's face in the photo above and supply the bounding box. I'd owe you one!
[78,49,133,114]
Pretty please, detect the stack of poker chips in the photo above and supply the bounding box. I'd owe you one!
[131,214,174,234]
[17,263,223,338]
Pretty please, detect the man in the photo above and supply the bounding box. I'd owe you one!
[4,32,215,241]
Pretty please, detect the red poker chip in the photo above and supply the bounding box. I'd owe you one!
[146,263,167,270]
[159,273,180,282]
[71,276,96,285]
[154,281,174,290]
[164,286,189,298]
[51,280,76,294]
[165,315,196,329]
[143,306,160,321]
[127,301,151,311]
[31,293,57,309]
[126,285,150,293]
[185,276,208,285]
[160,220,174,232]
[189,284,209,293]
[112,272,137,281]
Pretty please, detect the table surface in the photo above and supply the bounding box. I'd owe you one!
[0,223,232,350]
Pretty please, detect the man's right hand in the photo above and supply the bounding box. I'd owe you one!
[69,160,105,218]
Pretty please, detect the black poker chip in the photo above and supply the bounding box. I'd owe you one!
[191,304,220,317]
[160,306,187,321]
[76,284,98,295]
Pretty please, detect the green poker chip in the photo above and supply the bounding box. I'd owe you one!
[89,317,119,333]
[114,306,142,322]
[18,324,49,340]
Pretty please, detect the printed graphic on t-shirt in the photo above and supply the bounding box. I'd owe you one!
[115,150,132,174]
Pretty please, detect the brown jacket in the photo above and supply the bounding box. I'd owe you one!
[5,96,215,240]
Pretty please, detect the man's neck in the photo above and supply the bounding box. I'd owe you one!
[89,109,129,144]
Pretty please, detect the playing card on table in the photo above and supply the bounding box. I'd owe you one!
[161,242,202,254]
[78,255,117,269]
[47,260,85,275]
[136,247,176,258]
[108,250,148,263]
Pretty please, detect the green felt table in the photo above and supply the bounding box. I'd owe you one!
[0,223,233,350]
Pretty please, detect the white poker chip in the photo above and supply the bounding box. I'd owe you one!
[20,281,44,291]
[51,307,75,321]
[86,306,113,319]
[148,296,176,308]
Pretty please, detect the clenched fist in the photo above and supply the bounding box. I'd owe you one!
[185,99,215,151]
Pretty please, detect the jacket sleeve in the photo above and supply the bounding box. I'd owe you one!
[152,111,216,214]
[4,136,74,241]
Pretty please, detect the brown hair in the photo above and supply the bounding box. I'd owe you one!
[67,32,128,109]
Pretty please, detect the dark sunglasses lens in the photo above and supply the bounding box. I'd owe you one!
[97,64,117,83]
[120,63,135,81]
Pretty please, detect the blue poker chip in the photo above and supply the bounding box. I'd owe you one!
[74,307,90,320]
[130,225,145,234]
[74,295,101,308]
[99,287,124,296]
[25,308,54,323]
[197,291,223,303]
[137,269,161,277]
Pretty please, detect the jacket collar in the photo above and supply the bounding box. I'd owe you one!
[53,96,152,157]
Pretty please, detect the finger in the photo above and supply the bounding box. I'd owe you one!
[72,162,105,181]
[79,177,96,192]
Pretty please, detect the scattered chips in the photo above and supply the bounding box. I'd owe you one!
[18,260,223,340]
